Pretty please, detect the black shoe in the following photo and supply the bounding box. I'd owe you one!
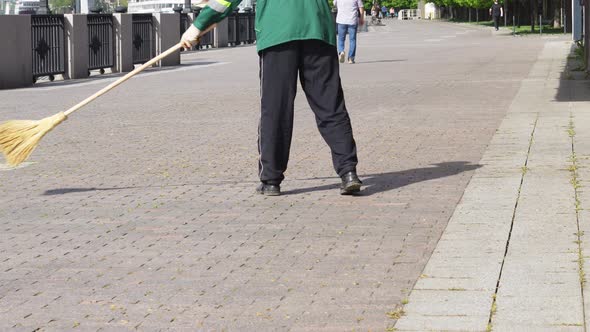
[340,171,362,195]
[256,183,280,196]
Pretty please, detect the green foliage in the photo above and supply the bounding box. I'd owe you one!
[364,0,496,10]
[363,0,418,10]
[49,0,73,11]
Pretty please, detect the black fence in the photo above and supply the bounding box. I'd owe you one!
[228,12,255,46]
[228,13,238,45]
[131,14,153,64]
[237,12,255,44]
[180,13,191,35]
[31,15,66,81]
[198,29,214,48]
[87,14,114,71]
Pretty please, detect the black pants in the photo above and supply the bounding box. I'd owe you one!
[493,15,500,30]
[258,40,358,185]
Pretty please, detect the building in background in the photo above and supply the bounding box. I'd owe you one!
[0,0,16,14]
[128,0,253,13]
[15,0,39,13]
[128,0,182,13]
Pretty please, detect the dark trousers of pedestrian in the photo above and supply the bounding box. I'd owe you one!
[258,39,358,185]
[493,15,500,30]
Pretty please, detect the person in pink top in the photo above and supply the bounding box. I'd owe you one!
[334,0,365,64]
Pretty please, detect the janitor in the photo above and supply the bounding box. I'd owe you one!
[181,0,362,196]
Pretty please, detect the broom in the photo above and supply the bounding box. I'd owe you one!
[0,25,213,167]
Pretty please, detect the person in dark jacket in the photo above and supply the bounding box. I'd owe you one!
[180,0,362,196]
[489,0,503,31]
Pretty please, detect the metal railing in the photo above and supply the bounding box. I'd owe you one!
[31,15,66,81]
[227,13,238,46]
[227,12,255,46]
[198,29,214,48]
[398,9,420,20]
[87,14,114,72]
[180,13,192,51]
[131,14,153,64]
[238,12,255,44]
[180,13,191,35]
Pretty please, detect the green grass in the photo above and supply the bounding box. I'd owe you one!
[456,19,566,34]
[505,24,565,34]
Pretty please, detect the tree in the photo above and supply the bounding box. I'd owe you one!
[364,0,418,10]
[49,0,73,11]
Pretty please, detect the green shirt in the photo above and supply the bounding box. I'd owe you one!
[193,0,336,52]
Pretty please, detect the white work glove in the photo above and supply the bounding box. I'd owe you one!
[181,25,201,51]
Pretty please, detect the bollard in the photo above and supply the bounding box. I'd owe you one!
[0,15,33,88]
[153,13,180,66]
[112,13,133,73]
[214,16,229,48]
[64,14,89,79]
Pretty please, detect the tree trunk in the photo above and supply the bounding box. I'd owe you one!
[553,0,561,27]
[542,0,547,18]
[531,0,540,32]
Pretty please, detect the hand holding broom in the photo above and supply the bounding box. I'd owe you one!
[0,24,213,167]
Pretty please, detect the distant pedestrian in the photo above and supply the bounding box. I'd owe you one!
[334,0,366,64]
[371,4,381,23]
[489,0,503,31]
[389,7,395,18]
[381,5,388,18]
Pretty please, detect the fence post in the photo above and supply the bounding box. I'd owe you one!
[112,13,133,73]
[214,17,229,48]
[0,15,32,88]
[153,13,180,66]
[64,14,89,79]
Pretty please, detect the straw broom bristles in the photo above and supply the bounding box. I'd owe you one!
[0,35,210,167]
[0,112,67,166]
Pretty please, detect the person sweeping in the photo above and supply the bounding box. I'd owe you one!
[181,0,362,196]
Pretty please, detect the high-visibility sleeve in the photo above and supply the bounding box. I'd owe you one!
[193,0,243,31]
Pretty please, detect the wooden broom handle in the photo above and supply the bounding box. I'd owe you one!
[62,23,216,117]
[64,42,183,117]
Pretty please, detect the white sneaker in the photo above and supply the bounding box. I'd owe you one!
[339,52,345,63]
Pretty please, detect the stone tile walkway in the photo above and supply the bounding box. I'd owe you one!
[0,19,569,331]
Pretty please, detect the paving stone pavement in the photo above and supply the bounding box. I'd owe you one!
[395,31,590,331]
[0,20,552,331]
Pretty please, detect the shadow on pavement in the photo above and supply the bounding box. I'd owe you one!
[43,162,481,196]
[354,59,407,64]
[554,43,590,102]
[43,187,137,195]
[31,61,219,89]
[283,161,482,196]
[554,79,590,102]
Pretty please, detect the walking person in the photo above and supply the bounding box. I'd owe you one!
[334,0,365,64]
[181,0,362,196]
[489,0,503,31]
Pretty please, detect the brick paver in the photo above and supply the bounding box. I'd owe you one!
[0,20,546,330]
